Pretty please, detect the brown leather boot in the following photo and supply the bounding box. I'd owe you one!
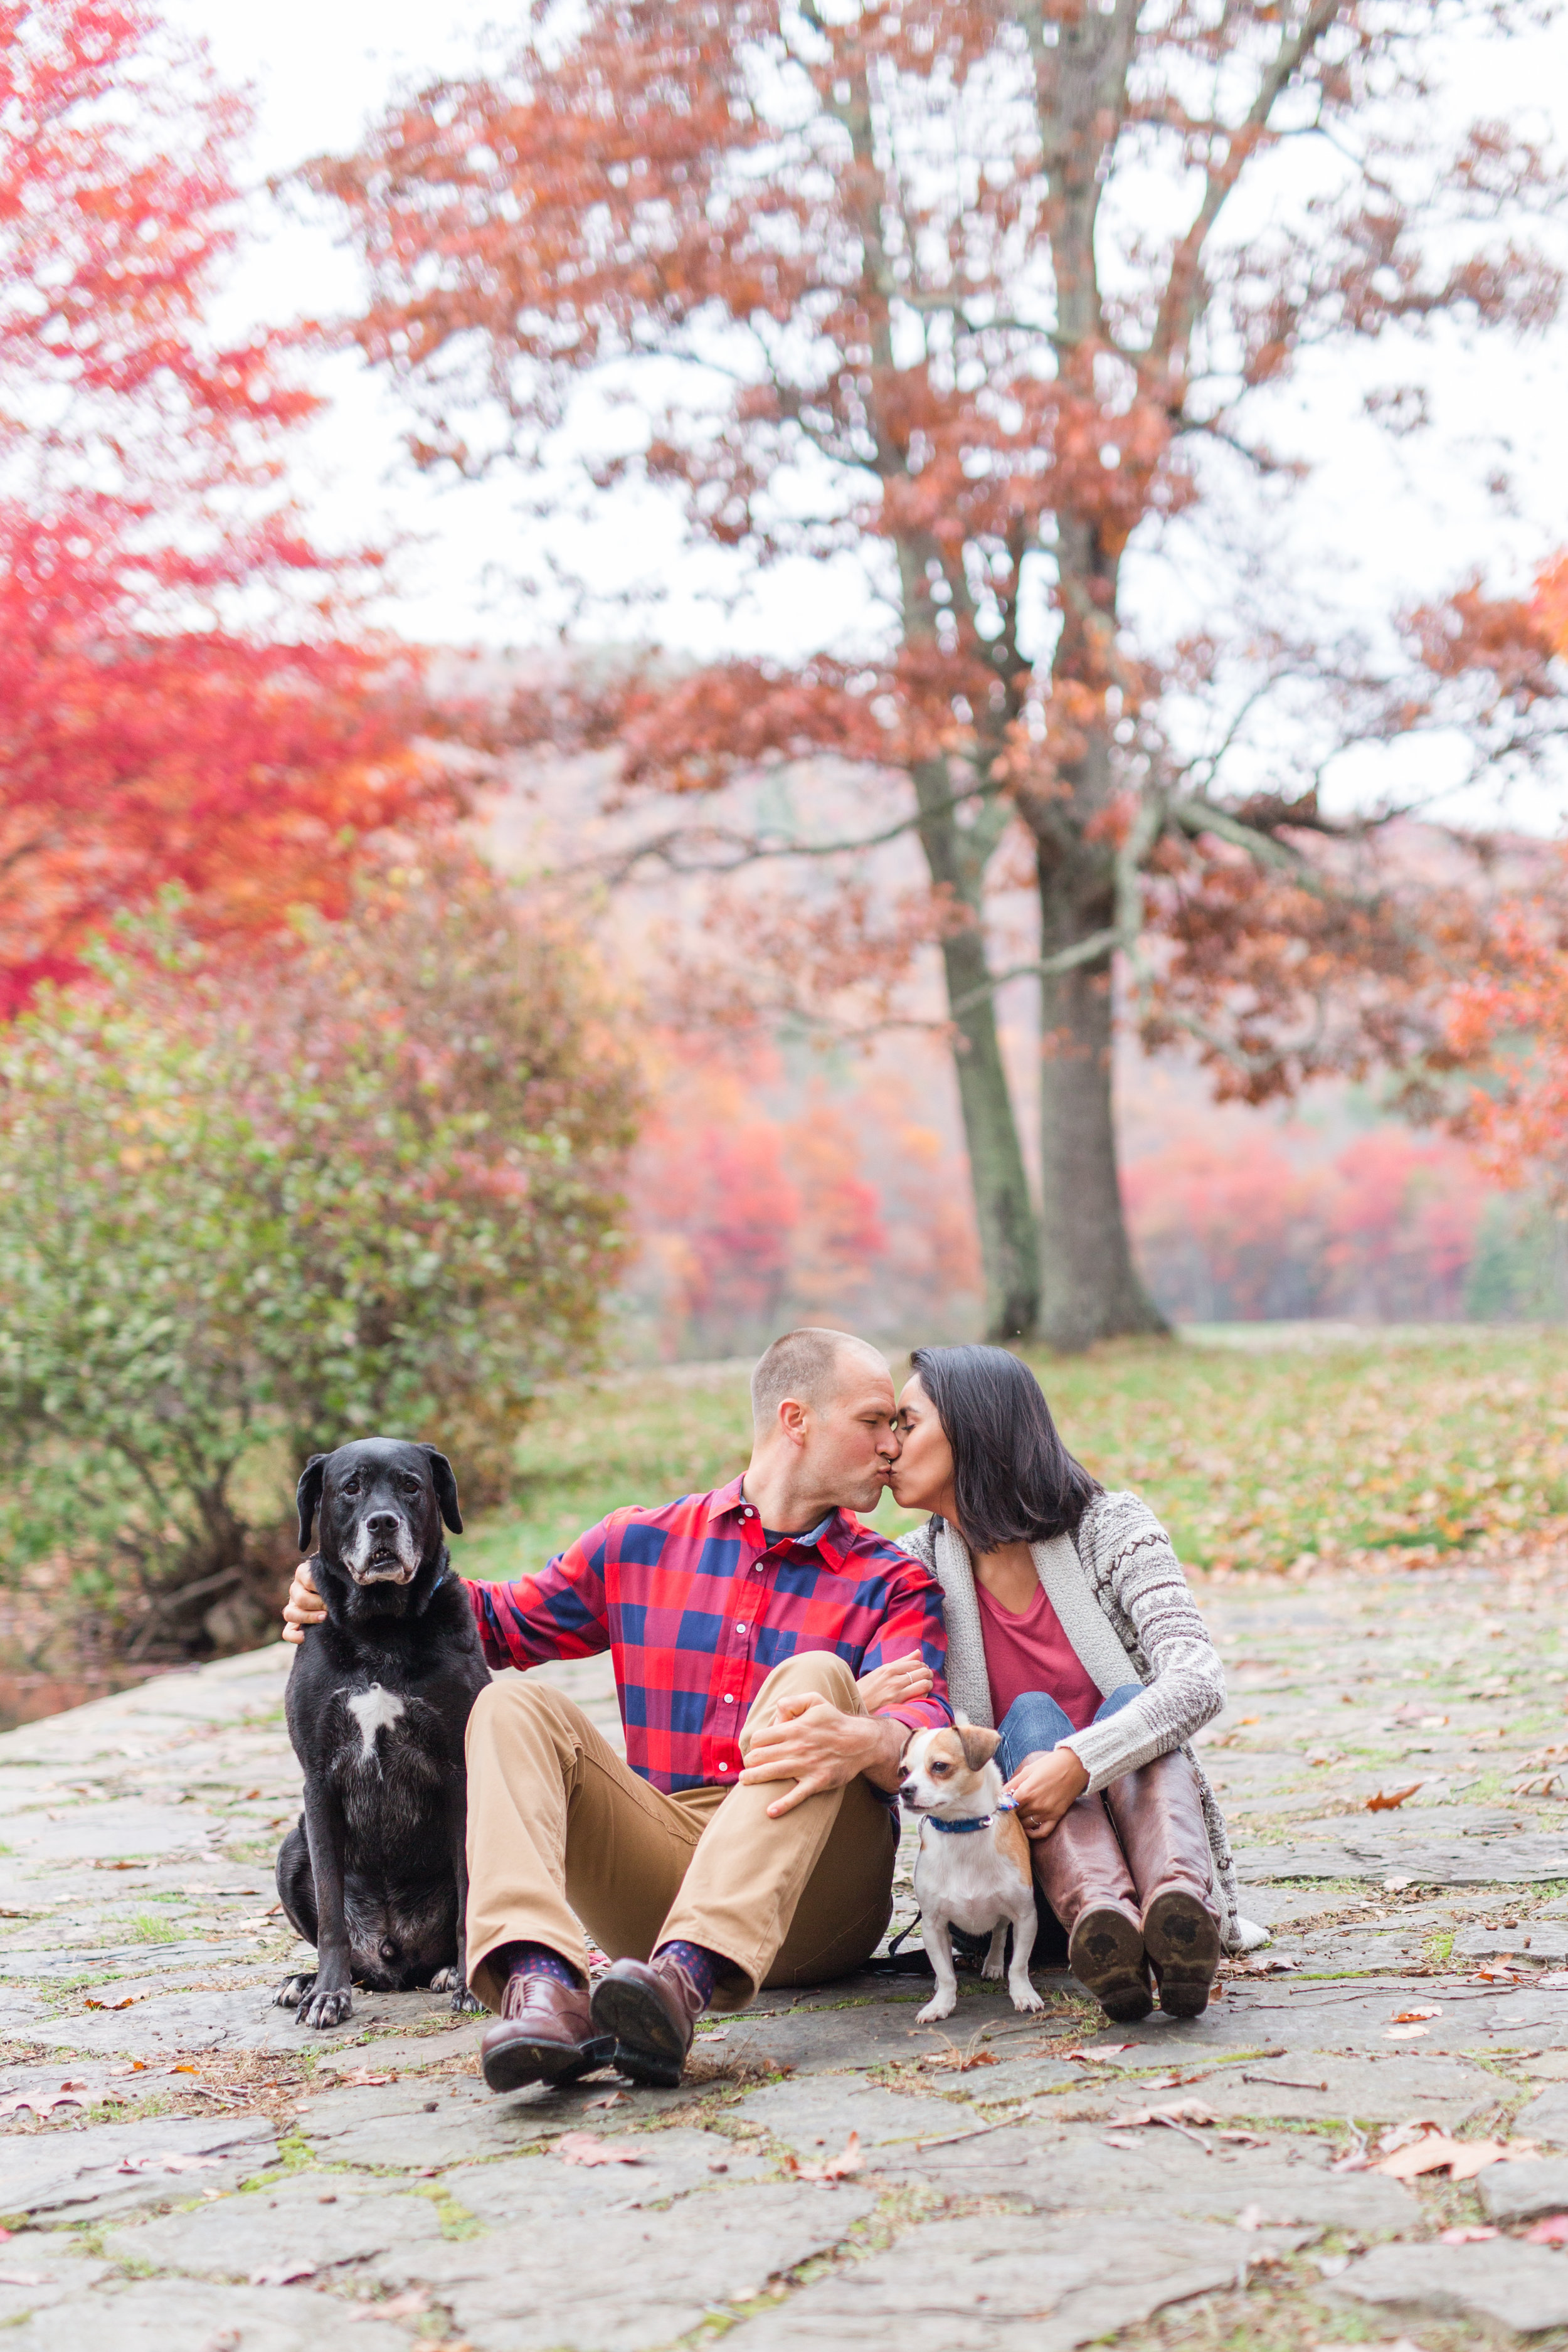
[1031,1793,1152,2024]
[480,1968,614,2094]
[591,1952,707,2087]
[1105,1749,1222,2019]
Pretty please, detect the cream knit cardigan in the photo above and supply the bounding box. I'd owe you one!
[898,1490,1264,1952]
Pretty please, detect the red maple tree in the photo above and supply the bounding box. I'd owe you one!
[0,1,449,1011]
[311,1,1564,1343]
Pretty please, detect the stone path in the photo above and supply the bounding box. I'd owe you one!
[3,1563,1567,2350]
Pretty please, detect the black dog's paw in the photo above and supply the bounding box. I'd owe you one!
[275,1972,315,2010]
[298,1982,354,2030]
[430,1964,484,2014]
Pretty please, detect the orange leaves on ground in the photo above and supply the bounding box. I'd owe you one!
[1365,1784,1424,1811]
[553,2133,644,2168]
[780,2132,863,2183]
[1371,2121,1540,2180]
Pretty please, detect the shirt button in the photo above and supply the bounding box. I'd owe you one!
[718,1761,729,1771]
[736,1623,748,1636]
[723,1693,735,1704]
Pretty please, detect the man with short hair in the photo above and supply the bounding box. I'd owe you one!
[282,1328,949,2090]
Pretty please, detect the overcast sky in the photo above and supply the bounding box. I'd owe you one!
[162,0,1568,828]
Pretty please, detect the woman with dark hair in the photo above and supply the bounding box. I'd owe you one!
[887,1345,1263,2022]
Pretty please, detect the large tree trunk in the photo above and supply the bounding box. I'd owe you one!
[940,921,1041,1341]
[911,756,1041,1341]
[1037,868,1167,1349]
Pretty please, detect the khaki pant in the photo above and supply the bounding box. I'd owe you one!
[465,1650,898,2012]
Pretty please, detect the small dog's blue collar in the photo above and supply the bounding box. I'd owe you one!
[926,1813,997,1835]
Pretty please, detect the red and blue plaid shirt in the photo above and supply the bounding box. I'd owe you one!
[466,1476,951,1794]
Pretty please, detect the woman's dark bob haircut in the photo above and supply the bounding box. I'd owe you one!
[909,1344,1101,1553]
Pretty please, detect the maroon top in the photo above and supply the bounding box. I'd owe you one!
[975,1577,1102,1730]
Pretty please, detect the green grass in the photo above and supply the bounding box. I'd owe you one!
[456,1330,1568,1584]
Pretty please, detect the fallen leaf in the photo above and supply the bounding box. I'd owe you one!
[115,2153,223,2176]
[920,2045,999,2073]
[1440,2225,1500,2244]
[584,2089,625,2111]
[1373,2133,1539,2182]
[781,2131,863,2182]
[108,2062,146,2076]
[554,2132,644,2168]
[83,1993,144,2011]
[1525,2215,1568,2245]
[0,2091,83,2119]
[1392,2008,1441,2022]
[1365,1784,1424,1812]
[1066,2044,1135,2063]
[1377,2119,1445,2154]
[1384,2025,1428,2041]
[696,2028,729,2043]
[350,2289,430,2322]
[1236,1715,1260,1726]
[249,2260,317,2286]
[1382,1875,1415,1893]
[329,2067,396,2087]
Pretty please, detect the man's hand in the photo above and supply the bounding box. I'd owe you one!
[1003,1747,1090,1841]
[856,1655,935,1713]
[740,1694,908,1819]
[281,1559,327,1648]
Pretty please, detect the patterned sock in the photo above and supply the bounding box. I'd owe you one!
[654,1937,722,2006]
[497,1940,581,1990]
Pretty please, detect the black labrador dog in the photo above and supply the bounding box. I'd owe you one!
[275,1437,490,2029]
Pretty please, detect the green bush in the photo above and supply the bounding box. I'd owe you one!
[0,861,637,1655]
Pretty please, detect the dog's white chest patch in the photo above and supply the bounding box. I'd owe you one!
[345,1683,405,1764]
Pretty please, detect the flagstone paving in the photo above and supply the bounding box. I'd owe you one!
[2,1560,1567,2350]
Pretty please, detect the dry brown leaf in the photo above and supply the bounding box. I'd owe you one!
[1373,2132,1539,2181]
[920,2045,999,2073]
[1392,2007,1441,2022]
[554,2132,644,2168]
[584,2089,625,2111]
[332,2068,396,2087]
[781,2131,863,2182]
[350,2290,430,2323]
[83,1993,144,2011]
[1066,2044,1135,2063]
[1365,1784,1423,1811]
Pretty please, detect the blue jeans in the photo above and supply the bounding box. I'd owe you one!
[995,1683,1143,1782]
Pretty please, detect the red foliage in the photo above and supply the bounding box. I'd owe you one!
[1123,1124,1491,1323]
[0,2,450,1006]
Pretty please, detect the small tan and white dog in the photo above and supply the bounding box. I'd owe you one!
[899,1721,1044,2025]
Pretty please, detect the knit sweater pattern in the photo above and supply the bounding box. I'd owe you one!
[897,1490,1248,1951]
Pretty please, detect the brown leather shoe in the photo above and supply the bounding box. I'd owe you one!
[480,1969,614,2094]
[590,1954,706,2087]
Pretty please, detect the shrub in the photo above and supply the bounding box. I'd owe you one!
[0,857,638,1655]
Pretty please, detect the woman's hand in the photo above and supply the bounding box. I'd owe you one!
[1003,1746,1089,1840]
[281,1559,327,1646]
[856,1655,935,1713]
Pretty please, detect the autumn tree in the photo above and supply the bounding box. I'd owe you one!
[310,0,1564,1344]
[0,1,449,1009]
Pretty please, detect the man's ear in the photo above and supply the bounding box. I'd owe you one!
[295,1455,329,1552]
[955,1722,1002,1772]
[421,1446,464,1534]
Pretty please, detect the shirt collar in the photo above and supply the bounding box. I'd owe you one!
[706,1478,851,1571]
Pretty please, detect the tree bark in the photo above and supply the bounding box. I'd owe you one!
[911,755,1041,1340]
[1037,863,1167,1350]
